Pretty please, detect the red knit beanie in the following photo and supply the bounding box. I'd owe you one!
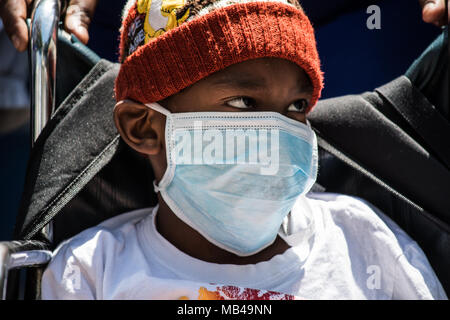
[115,0,323,112]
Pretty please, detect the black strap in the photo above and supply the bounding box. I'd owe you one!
[16,60,120,240]
[376,77,450,171]
[316,135,450,233]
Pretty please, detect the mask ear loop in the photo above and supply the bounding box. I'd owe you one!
[144,102,173,193]
[153,180,162,193]
[145,102,172,117]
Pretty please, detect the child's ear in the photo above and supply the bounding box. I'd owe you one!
[114,100,164,155]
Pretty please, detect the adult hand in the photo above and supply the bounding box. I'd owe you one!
[0,0,99,52]
[419,0,449,27]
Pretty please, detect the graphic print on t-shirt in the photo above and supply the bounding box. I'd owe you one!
[176,284,299,300]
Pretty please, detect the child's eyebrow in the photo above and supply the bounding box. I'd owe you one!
[209,74,268,91]
[209,74,313,93]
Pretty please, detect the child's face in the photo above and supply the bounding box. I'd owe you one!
[159,57,313,124]
[114,57,314,261]
[115,57,313,181]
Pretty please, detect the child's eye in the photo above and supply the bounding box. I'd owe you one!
[287,99,309,113]
[226,97,256,109]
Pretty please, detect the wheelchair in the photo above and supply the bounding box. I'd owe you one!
[0,0,449,300]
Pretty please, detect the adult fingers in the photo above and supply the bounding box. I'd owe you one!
[0,0,33,51]
[420,0,448,26]
[64,0,98,44]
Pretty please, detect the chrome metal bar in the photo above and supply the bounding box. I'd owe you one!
[0,241,52,300]
[1,0,62,301]
[30,0,60,146]
[0,244,10,300]
[29,0,61,245]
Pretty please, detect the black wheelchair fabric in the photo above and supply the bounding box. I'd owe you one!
[15,60,122,240]
[13,58,450,295]
[309,77,450,225]
[55,31,101,109]
[308,81,450,293]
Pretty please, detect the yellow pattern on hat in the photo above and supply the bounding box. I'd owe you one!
[137,0,190,42]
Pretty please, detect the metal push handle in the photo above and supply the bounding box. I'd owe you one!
[30,0,61,146]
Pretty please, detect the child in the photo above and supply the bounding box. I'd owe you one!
[41,0,447,300]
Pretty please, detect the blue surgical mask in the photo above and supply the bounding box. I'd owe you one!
[145,102,318,256]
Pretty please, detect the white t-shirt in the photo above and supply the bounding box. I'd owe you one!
[41,192,447,300]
